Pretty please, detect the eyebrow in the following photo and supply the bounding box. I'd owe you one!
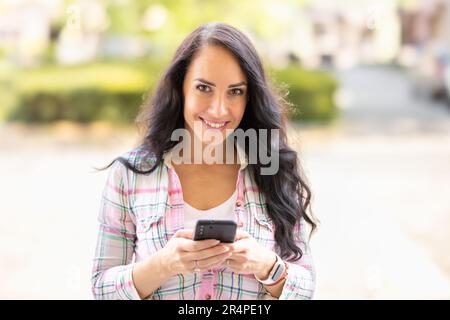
[194,78,247,88]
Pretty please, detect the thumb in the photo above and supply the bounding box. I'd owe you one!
[173,229,194,239]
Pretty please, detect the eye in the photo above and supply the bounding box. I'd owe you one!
[230,88,245,96]
[196,84,211,92]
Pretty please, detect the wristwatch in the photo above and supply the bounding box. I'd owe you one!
[255,254,288,286]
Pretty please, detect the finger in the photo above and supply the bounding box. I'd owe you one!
[173,229,194,239]
[197,251,232,269]
[186,245,230,261]
[180,239,221,252]
[221,243,239,253]
[223,239,249,253]
[224,258,253,275]
[226,252,246,261]
[224,258,243,272]
[235,230,251,240]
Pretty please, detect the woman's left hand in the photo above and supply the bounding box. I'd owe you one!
[222,230,277,279]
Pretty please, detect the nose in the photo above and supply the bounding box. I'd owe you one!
[208,93,228,118]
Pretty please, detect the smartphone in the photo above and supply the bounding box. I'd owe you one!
[193,220,237,243]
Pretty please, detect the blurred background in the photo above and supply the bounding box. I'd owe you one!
[0,0,449,299]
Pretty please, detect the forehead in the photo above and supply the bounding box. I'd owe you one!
[185,45,247,82]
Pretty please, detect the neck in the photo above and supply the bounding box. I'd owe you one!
[181,136,239,166]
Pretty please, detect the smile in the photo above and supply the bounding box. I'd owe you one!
[199,117,230,130]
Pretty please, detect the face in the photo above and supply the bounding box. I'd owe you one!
[182,45,248,146]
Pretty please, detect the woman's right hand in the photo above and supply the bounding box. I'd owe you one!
[159,229,232,276]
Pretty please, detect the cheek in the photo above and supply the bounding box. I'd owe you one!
[184,95,207,120]
[231,103,247,124]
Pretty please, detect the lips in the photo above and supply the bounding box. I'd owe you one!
[199,117,230,130]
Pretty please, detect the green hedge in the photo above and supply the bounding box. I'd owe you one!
[3,61,337,123]
[13,91,144,123]
[272,65,338,122]
[0,63,17,122]
[6,62,160,123]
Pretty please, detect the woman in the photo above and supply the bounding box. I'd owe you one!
[91,22,317,300]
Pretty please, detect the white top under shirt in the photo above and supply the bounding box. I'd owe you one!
[183,189,238,230]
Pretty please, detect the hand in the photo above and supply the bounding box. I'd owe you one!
[222,230,277,279]
[159,229,232,276]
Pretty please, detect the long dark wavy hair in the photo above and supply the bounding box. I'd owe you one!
[102,22,317,262]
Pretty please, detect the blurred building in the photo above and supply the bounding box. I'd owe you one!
[300,1,401,69]
[55,0,108,65]
[262,1,401,70]
[0,0,151,66]
[0,0,410,68]
[0,0,60,65]
[398,0,450,101]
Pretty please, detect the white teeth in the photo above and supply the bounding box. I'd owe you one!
[203,119,226,128]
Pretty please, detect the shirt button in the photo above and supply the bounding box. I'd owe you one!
[238,221,244,227]
[205,294,212,300]
[236,201,242,207]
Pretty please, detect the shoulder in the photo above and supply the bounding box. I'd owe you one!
[118,146,159,171]
[106,146,161,184]
[112,147,169,204]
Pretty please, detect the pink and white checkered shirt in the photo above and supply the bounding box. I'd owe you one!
[91,146,315,300]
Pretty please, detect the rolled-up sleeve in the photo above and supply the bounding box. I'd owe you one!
[279,217,316,300]
[91,161,141,300]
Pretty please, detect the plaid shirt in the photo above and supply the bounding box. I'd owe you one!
[91,146,316,300]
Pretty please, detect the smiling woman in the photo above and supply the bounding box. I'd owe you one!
[92,22,317,300]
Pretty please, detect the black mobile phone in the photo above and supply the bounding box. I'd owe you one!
[193,220,237,243]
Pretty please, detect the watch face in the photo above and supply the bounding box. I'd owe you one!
[272,263,284,281]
